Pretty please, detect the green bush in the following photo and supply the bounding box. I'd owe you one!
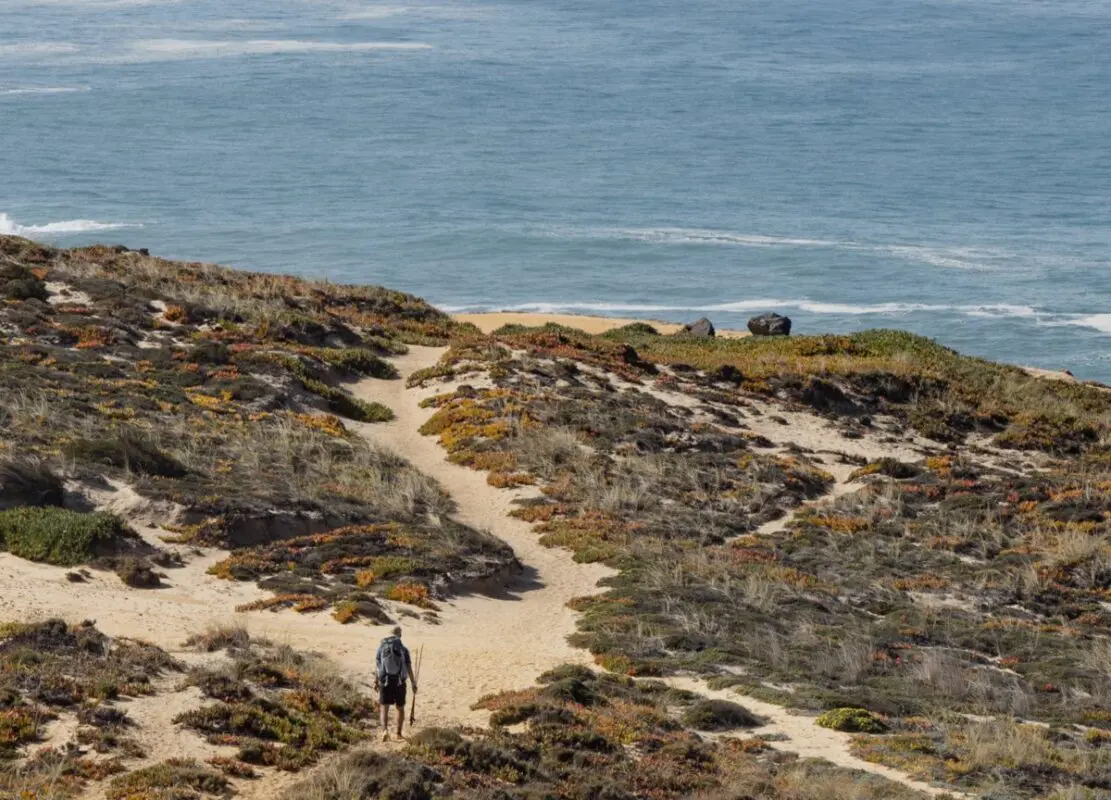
[315,348,399,379]
[538,664,596,685]
[540,677,601,707]
[0,507,134,566]
[602,322,659,338]
[680,699,763,731]
[300,376,395,422]
[815,707,888,733]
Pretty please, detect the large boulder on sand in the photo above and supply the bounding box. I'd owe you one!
[680,317,716,337]
[747,313,792,336]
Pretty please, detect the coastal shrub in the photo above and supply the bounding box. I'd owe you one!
[0,263,48,302]
[105,758,228,799]
[115,557,162,588]
[278,750,439,800]
[602,322,660,338]
[815,707,888,734]
[0,507,134,566]
[681,699,763,731]
[184,622,252,653]
[848,458,921,481]
[66,430,187,478]
[311,347,399,379]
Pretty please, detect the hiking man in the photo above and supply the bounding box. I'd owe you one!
[375,626,418,741]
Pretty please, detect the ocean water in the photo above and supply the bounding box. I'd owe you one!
[2,0,1110,378]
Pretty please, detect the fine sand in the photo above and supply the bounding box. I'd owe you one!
[1,345,958,798]
[454,311,750,338]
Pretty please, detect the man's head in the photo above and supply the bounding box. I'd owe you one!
[392,626,402,638]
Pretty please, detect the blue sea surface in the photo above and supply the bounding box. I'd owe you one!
[2,0,1109,377]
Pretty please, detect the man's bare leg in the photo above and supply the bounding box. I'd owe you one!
[380,705,391,741]
[396,704,405,739]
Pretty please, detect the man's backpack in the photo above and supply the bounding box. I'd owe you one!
[377,636,406,684]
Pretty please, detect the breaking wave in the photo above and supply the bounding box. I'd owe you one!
[0,213,139,236]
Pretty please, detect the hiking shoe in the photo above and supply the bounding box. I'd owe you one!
[381,732,390,743]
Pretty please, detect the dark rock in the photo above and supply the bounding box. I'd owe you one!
[747,313,792,336]
[680,317,715,337]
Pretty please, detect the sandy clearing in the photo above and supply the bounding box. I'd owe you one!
[454,311,750,338]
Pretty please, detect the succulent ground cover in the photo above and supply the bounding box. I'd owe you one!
[405,322,1111,797]
[0,619,180,798]
[176,628,376,773]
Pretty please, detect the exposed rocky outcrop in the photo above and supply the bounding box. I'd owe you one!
[748,312,792,336]
[680,317,715,337]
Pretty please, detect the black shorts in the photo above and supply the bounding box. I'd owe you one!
[379,680,407,708]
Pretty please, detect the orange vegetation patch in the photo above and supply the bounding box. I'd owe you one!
[385,582,438,610]
[235,594,327,613]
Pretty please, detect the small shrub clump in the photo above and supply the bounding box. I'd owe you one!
[105,758,229,799]
[0,507,136,566]
[681,699,764,731]
[815,707,888,734]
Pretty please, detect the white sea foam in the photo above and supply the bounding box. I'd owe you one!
[1064,314,1111,335]
[537,226,1006,271]
[341,7,412,20]
[0,86,90,96]
[0,42,81,57]
[462,299,1044,319]
[0,214,139,236]
[15,0,180,5]
[124,39,432,61]
[597,227,842,249]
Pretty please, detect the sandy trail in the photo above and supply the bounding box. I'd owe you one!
[347,346,614,726]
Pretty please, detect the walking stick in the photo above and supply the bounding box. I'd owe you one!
[409,645,424,726]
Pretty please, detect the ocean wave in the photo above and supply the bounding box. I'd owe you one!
[0,42,81,57]
[534,226,1006,271]
[450,300,1042,319]
[1062,314,1111,335]
[341,7,412,20]
[0,213,139,236]
[0,86,90,96]
[124,39,432,61]
[14,0,180,5]
[584,227,842,249]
